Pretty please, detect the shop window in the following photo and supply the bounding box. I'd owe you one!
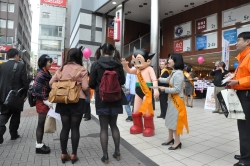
[0,2,7,11]
[42,12,50,18]
[8,4,14,13]
[7,37,13,45]
[0,36,6,45]
[0,19,6,28]
[8,20,14,29]
[40,40,62,51]
[0,53,7,60]
[40,25,63,37]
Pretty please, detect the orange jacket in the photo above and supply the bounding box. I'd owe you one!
[233,47,250,90]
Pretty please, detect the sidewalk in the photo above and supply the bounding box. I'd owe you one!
[0,98,239,166]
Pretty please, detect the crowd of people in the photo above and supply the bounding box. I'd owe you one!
[0,32,249,166]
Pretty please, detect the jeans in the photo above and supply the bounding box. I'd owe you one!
[124,104,132,117]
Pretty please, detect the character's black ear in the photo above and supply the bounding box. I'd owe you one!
[133,47,137,53]
[79,46,84,51]
[148,53,155,59]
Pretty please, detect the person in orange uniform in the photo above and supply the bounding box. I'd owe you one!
[83,73,94,121]
[227,32,250,166]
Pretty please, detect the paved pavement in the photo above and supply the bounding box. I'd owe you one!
[0,98,240,166]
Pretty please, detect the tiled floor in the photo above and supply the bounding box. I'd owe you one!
[92,98,240,166]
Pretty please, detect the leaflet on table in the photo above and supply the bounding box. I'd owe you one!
[221,74,235,85]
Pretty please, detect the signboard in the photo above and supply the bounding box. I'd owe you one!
[174,21,192,38]
[196,14,217,33]
[222,39,230,70]
[174,38,191,53]
[174,40,183,52]
[196,32,217,50]
[0,45,11,52]
[223,29,237,45]
[204,87,215,110]
[108,28,114,38]
[222,25,250,46]
[222,4,250,27]
[40,0,66,7]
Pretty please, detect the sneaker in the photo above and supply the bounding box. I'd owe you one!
[126,116,133,122]
[36,144,51,154]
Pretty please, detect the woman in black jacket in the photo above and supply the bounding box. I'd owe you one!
[89,43,127,164]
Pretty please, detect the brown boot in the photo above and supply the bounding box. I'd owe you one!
[61,154,71,163]
[71,154,79,164]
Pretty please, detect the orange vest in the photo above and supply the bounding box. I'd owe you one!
[233,47,250,90]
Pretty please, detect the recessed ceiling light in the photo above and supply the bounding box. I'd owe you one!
[128,11,131,14]
[125,13,128,15]
[165,13,168,15]
[112,2,116,4]
[143,3,147,5]
[184,5,188,7]
[139,5,143,7]
[169,11,173,13]
[212,62,215,63]
[190,2,194,5]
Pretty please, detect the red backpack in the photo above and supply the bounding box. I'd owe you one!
[99,69,121,102]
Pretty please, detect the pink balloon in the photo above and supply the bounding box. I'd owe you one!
[83,48,92,59]
[197,56,204,64]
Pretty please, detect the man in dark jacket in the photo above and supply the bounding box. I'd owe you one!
[210,61,229,114]
[0,48,29,144]
[157,61,169,119]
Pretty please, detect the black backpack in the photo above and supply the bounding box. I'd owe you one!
[27,80,36,107]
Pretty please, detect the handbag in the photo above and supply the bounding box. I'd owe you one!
[49,67,83,104]
[217,89,245,120]
[44,116,56,133]
[4,63,25,112]
[27,80,36,107]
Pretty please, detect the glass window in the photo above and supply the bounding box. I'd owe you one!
[7,37,13,45]
[0,19,6,28]
[40,40,62,51]
[42,12,50,18]
[8,20,14,29]
[40,25,63,37]
[0,2,7,11]
[0,36,6,45]
[0,53,7,60]
[8,4,14,12]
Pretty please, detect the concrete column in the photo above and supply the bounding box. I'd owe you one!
[114,3,125,58]
[150,0,159,76]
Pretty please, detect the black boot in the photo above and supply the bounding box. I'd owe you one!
[36,144,51,154]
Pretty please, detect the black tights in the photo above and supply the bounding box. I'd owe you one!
[99,115,120,157]
[36,113,47,143]
[60,114,83,154]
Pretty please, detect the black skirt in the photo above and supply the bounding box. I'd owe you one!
[56,99,86,115]
[96,106,123,116]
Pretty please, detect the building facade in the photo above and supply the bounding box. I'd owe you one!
[0,0,32,73]
[37,1,66,67]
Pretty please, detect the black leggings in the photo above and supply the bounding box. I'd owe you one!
[36,113,47,144]
[60,114,83,154]
[99,115,120,157]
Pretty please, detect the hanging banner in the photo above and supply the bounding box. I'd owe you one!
[0,45,11,52]
[204,87,215,110]
[108,18,114,38]
[222,39,230,70]
[40,0,66,7]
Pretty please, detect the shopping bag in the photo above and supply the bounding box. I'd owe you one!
[44,116,56,133]
[217,89,245,120]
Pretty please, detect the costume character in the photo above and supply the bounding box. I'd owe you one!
[121,49,159,137]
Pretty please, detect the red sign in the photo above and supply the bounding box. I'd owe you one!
[196,18,207,32]
[174,40,183,53]
[108,28,114,38]
[0,45,11,52]
[40,0,66,7]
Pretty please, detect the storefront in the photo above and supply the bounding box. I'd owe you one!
[0,45,12,64]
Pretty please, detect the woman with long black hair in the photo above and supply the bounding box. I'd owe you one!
[49,47,89,164]
[89,43,127,164]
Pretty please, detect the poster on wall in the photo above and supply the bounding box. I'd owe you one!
[196,14,217,33]
[204,87,215,110]
[196,32,217,50]
[174,21,192,38]
[223,25,250,46]
[174,38,191,53]
[108,18,114,38]
[222,3,250,27]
